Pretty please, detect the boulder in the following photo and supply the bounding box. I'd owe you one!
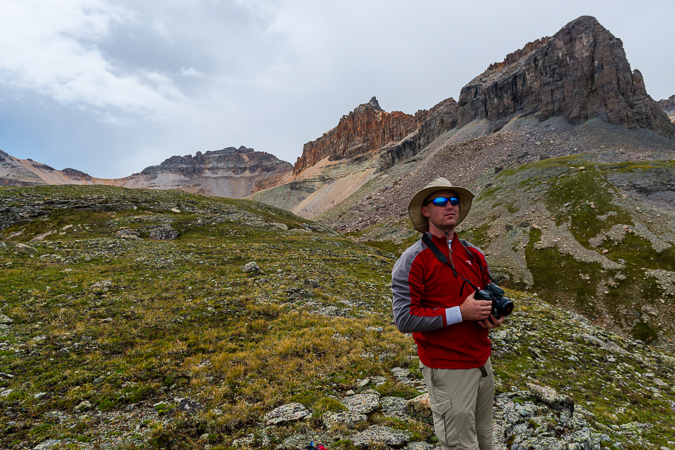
[264,402,311,426]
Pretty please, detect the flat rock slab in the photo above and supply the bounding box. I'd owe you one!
[351,425,412,448]
[323,411,368,430]
[526,382,574,413]
[264,402,311,426]
[381,396,409,417]
[342,390,380,414]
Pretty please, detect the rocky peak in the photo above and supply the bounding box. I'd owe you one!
[659,95,675,113]
[293,97,427,174]
[659,95,675,123]
[357,96,383,112]
[457,15,675,138]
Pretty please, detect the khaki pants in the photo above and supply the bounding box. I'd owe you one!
[421,358,494,450]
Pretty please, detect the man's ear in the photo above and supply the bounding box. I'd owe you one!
[421,206,430,218]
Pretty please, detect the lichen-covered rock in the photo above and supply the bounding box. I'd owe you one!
[149,225,178,241]
[380,396,409,418]
[526,382,574,413]
[0,314,14,324]
[406,393,431,418]
[264,402,311,426]
[351,425,412,448]
[342,389,380,414]
[242,261,264,274]
[322,410,368,430]
[14,243,36,254]
[73,401,92,413]
[115,228,141,240]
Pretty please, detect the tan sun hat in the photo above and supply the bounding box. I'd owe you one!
[408,177,474,233]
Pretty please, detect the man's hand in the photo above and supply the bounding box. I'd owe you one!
[459,291,492,321]
[478,314,504,329]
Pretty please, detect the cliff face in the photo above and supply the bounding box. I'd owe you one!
[293,97,428,174]
[379,97,458,170]
[457,16,675,138]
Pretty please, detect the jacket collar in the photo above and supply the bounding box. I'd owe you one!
[425,230,457,243]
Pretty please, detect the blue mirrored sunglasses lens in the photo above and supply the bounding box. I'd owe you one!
[431,197,459,206]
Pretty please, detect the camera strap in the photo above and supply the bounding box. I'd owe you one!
[422,233,480,295]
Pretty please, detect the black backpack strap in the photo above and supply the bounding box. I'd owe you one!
[421,234,481,296]
[421,233,456,276]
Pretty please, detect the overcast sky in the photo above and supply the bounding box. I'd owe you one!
[0,0,673,179]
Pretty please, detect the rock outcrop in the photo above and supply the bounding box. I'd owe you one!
[293,97,428,174]
[659,95,675,123]
[379,97,458,170]
[457,16,675,138]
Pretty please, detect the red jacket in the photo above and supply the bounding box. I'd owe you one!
[391,232,491,369]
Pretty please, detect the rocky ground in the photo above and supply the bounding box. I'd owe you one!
[1,185,674,449]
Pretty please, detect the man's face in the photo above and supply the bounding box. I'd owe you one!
[421,189,460,234]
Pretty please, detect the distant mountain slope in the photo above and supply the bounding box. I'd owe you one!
[116,147,293,198]
[0,147,292,198]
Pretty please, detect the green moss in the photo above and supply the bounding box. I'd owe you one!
[525,228,604,317]
[312,397,347,416]
[545,163,632,247]
[461,221,493,249]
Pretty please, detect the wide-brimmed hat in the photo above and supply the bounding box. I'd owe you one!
[408,177,474,233]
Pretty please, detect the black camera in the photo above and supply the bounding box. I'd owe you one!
[475,283,514,319]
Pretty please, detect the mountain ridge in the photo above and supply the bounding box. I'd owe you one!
[0,146,293,198]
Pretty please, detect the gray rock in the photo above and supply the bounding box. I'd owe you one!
[407,393,431,417]
[15,243,37,254]
[149,225,178,240]
[322,410,368,430]
[115,228,141,240]
[0,314,14,324]
[351,425,412,448]
[526,382,574,413]
[381,396,409,417]
[342,390,380,414]
[33,440,61,450]
[177,398,203,415]
[90,280,112,293]
[264,402,311,426]
[74,400,92,412]
[242,261,264,274]
[232,434,255,448]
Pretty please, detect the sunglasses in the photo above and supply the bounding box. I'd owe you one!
[425,196,460,207]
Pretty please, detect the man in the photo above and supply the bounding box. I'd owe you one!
[391,177,503,450]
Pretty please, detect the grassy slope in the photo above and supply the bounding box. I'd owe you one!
[0,185,674,449]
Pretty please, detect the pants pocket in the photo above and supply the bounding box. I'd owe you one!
[429,374,457,448]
